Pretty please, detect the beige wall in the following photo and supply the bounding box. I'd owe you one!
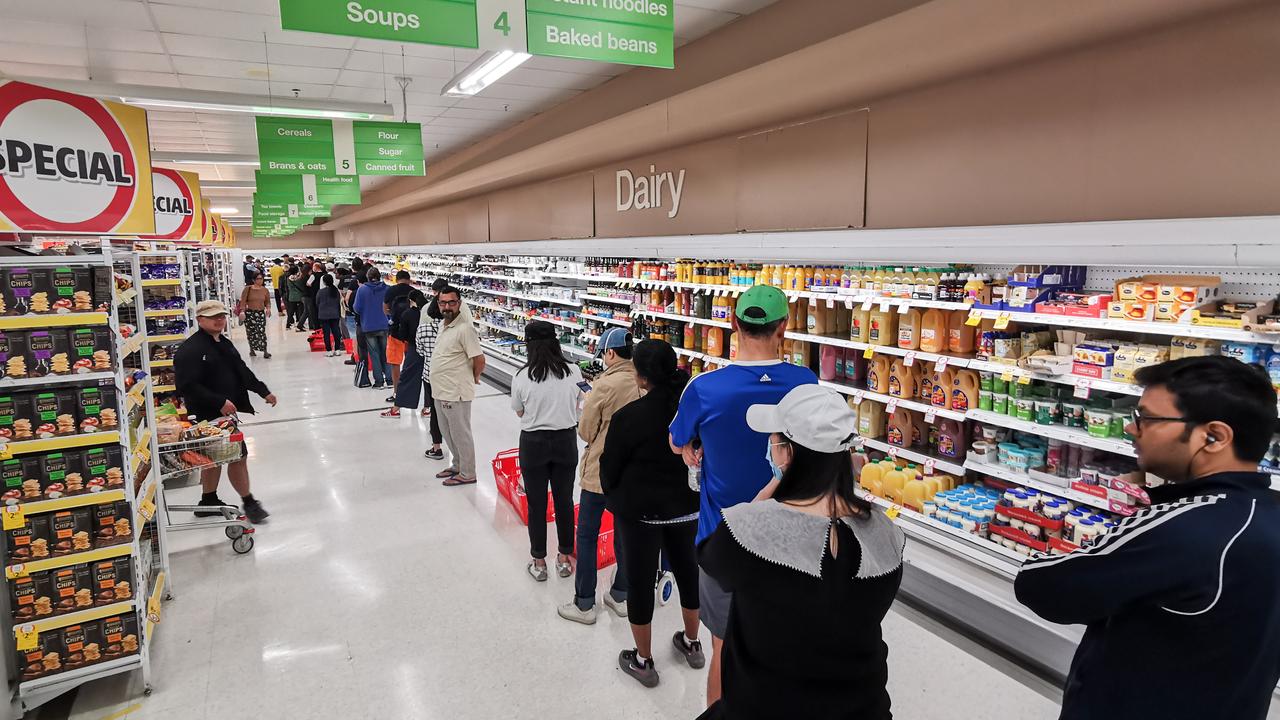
[241,230,334,250]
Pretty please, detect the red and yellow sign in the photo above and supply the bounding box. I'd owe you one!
[0,81,154,235]
[141,168,202,242]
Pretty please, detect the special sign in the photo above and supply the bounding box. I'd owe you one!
[141,168,202,242]
[0,81,154,234]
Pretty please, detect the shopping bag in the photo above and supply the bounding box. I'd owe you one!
[352,359,367,387]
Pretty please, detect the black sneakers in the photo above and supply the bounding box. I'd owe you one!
[672,631,706,669]
[194,496,231,518]
[243,498,270,524]
[619,649,659,688]
[424,448,444,460]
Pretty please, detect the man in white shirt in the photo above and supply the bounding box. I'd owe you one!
[430,287,485,486]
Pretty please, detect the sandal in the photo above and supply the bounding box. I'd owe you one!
[527,561,548,582]
[421,408,431,417]
[442,475,477,487]
[435,468,460,479]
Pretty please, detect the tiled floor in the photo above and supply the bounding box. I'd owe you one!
[59,319,1073,719]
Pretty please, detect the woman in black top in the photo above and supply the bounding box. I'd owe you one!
[382,290,426,418]
[600,340,703,688]
[697,384,905,720]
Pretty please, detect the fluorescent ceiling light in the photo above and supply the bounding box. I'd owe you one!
[210,207,240,215]
[442,50,531,97]
[14,78,394,120]
[153,152,260,166]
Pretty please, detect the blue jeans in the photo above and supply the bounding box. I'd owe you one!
[364,330,391,385]
[575,490,627,610]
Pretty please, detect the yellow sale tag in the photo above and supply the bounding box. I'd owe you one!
[993,313,1011,330]
[886,506,901,521]
[863,347,875,359]
[965,311,982,327]
[0,445,11,461]
[15,625,37,652]
[6,563,27,580]
[1017,374,1033,385]
[1000,370,1015,382]
[147,596,161,624]
[139,500,156,521]
[2,505,25,531]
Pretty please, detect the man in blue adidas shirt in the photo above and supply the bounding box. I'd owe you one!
[670,284,816,707]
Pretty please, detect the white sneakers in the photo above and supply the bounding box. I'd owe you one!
[603,594,629,618]
[557,601,597,625]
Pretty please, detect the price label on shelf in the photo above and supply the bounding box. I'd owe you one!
[965,310,982,327]
[5,563,27,580]
[879,300,891,313]
[788,294,798,304]
[845,299,854,310]
[925,409,938,424]
[924,459,937,475]
[886,399,899,414]
[2,505,24,531]
[15,625,37,652]
[1017,374,1033,385]
[898,302,910,315]
[935,356,949,372]
[887,446,900,459]
[863,347,875,360]
[139,500,156,522]
[0,445,10,462]
[826,298,835,309]
[1073,378,1092,399]
[147,595,162,624]
[861,299,874,312]
[993,312,1012,330]
[852,391,865,404]
[904,352,917,367]
[886,505,901,520]
[1000,369,1015,383]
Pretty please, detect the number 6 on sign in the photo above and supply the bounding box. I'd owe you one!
[477,0,529,52]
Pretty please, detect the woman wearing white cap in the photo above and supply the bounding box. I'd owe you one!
[697,384,905,720]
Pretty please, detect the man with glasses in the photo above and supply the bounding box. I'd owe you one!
[429,287,485,486]
[1015,355,1280,720]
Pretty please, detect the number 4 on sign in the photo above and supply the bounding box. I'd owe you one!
[494,11,511,36]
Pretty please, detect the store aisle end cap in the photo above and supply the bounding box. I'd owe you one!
[195,300,229,317]
[735,285,789,325]
[747,385,859,453]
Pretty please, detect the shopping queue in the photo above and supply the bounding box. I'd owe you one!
[270,259,1280,720]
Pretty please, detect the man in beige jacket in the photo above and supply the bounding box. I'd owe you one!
[559,328,641,625]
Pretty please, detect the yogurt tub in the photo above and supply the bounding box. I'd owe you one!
[1061,402,1085,428]
[978,390,993,411]
[1034,399,1060,425]
[1015,397,1036,421]
[1085,408,1112,438]
[1023,447,1047,472]
[981,426,1002,443]
[1110,411,1129,438]
[1007,449,1032,473]
[992,394,1010,415]
[979,372,994,392]
[970,440,995,461]
[991,375,1009,395]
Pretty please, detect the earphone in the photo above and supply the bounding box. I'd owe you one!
[1206,435,1219,444]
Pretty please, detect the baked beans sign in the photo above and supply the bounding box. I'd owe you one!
[0,81,155,235]
[140,168,202,242]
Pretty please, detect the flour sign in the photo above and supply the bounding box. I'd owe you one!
[140,168,202,242]
[0,81,155,235]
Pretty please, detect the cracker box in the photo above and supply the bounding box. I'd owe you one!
[51,565,94,616]
[41,451,85,499]
[100,612,140,660]
[92,557,133,606]
[3,456,43,503]
[0,391,32,442]
[0,331,30,379]
[77,386,118,433]
[48,509,93,558]
[93,500,131,546]
[26,330,72,378]
[17,625,64,681]
[1108,301,1155,322]
[6,512,51,562]
[10,573,53,623]
[31,389,79,438]
[68,328,113,374]
[47,266,94,314]
[1115,278,1159,302]
[83,447,125,493]
[61,621,97,672]
[3,266,45,316]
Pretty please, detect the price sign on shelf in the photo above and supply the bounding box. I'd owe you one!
[904,351,917,367]
[15,625,37,652]
[826,298,835,309]
[887,446,900,459]
[925,408,938,424]
[879,300,891,313]
[924,459,937,475]
[886,399,899,414]
[886,505,901,520]
[845,299,854,310]
[852,391,865,404]
[861,299,874,312]
[935,356,949,372]
[139,500,156,522]
[1073,378,1092,399]
[965,310,982,327]
[1017,374,1033,386]
[1001,369,1015,383]
[898,302,910,315]
[863,347,875,360]
[993,312,1012,330]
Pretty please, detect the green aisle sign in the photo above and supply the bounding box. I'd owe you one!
[279,0,479,48]
[256,117,425,176]
[525,0,674,69]
[254,172,361,206]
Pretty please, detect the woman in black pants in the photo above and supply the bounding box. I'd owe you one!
[600,339,702,689]
[415,294,444,459]
[383,290,426,418]
[510,321,584,582]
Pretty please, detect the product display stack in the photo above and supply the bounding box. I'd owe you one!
[0,251,170,714]
[137,251,196,404]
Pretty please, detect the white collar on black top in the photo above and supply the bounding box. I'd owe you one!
[721,500,905,580]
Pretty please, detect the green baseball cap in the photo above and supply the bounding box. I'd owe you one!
[735,285,789,325]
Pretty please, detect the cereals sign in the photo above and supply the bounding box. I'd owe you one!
[141,168,202,242]
[0,81,155,234]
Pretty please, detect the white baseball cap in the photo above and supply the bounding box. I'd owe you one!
[746,384,859,453]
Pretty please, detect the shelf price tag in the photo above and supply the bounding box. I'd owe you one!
[1017,374,1033,386]
[878,300,891,313]
[6,563,27,580]
[886,399,899,414]
[787,293,798,304]
[965,310,982,327]
[925,409,938,424]
[15,625,37,652]
[0,444,10,462]
[1073,378,1092,399]
[904,352,917,367]
[139,500,156,522]
[852,391,865,404]
[863,347,875,360]
[2,505,25,531]
[886,505,901,520]
[147,596,161,624]
[887,446,900,459]
[935,356,949,372]
[1000,369,1015,383]
[861,299,874,312]
[898,302,910,315]
[844,299,854,310]
[993,312,1012,330]
[826,298,835,309]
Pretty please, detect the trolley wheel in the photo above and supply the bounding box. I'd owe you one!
[657,572,675,607]
[232,535,254,554]
[143,685,153,697]
[225,525,245,540]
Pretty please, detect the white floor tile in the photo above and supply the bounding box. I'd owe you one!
[63,319,1067,719]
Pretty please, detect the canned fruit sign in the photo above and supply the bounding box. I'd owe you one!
[526,0,674,68]
[0,81,154,234]
[141,168,202,242]
[256,117,425,176]
[279,0,479,49]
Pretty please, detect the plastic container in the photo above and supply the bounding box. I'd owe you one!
[850,306,871,344]
[897,307,922,350]
[1034,399,1060,425]
[932,367,956,408]
[868,306,896,347]
[952,369,980,412]
[1085,408,1112,438]
[1061,402,1085,428]
[860,458,886,492]
[919,308,947,354]
[819,345,839,381]
[1015,397,1036,421]
[868,355,892,394]
[978,390,993,411]
[857,398,886,439]
[935,418,967,461]
[947,310,975,354]
[992,394,1010,415]
[887,407,913,447]
[888,358,910,398]
[881,467,907,505]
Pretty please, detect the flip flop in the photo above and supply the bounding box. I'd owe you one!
[435,468,460,479]
[442,476,477,487]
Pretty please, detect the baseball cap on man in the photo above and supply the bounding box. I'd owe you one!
[746,384,859,453]
[195,300,229,318]
[594,327,633,359]
[735,285,789,325]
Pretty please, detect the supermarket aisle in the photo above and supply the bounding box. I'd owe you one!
[62,320,1065,720]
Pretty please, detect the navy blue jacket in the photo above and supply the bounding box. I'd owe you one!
[1015,472,1280,720]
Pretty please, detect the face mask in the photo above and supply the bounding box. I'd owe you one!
[765,443,785,482]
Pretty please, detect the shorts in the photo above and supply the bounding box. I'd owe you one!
[699,568,733,638]
[386,337,406,365]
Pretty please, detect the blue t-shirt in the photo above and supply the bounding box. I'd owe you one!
[670,360,818,543]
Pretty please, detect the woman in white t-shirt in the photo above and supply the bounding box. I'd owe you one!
[511,320,585,582]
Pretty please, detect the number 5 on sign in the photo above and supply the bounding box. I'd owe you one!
[477,0,528,52]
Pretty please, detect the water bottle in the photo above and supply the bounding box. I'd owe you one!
[688,463,701,492]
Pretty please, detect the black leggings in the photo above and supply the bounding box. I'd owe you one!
[320,318,342,351]
[616,516,699,626]
[423,381,442,445]
[519,428,578,559]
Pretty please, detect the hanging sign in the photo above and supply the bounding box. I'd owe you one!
[0,81,155,234]
[279,0,479,49]
[140,168,202,242]
[525,0,674,69]
[254,172,360,206]
[255,117,425,176]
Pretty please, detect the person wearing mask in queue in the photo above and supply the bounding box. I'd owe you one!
[303,261,325,334]
[415,289,445,460]
[382,289,427,418]
[237,273,272,359]
[316,273,344,357]
[668,284,818,705]
[1015,355,1280,720]
[432,287,484,486]
[284,264,304,331]
[242,255,258,285]
[697,384,904,719]
[337,267,361,366]
[510,320,583,581]
[601,339,703,688]
[353,267,392,389]
[268,259,287,315]
[558,327,638,625]
[174,301,276,524]
[382,271,416,404]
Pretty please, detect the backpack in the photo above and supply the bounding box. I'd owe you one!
[388,292,412,332]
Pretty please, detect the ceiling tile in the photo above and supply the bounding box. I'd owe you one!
[89,49,171,73]
[98,70,182,87]
[0,43,86,66]
[0,61,88,81]
[0,0,153,30]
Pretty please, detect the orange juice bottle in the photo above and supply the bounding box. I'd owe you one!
[867,355,892,393]
[881,466,907,504]
[947,309,975,354]
[920,308,947,353]
[860,458,886,492]
[897,307,922,350]
[903,478,927,512]
[888,358,908,398]
[868,306,896,347]
[951,369,980,412]
[857,398,886,438]
[850,305,871,343]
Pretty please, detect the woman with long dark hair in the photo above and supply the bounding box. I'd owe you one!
[382,290,427,418]
[238,273,271,358]
[415,291,445,459]
[316,274,343,356]
[510,320,583,582]
[600,339,703,688]
[696,384,905,720]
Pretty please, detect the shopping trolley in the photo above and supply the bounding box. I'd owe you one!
[155,418,255,554]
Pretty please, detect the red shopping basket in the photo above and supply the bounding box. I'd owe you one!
[572,503,617,569]
[491,449,555,525]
